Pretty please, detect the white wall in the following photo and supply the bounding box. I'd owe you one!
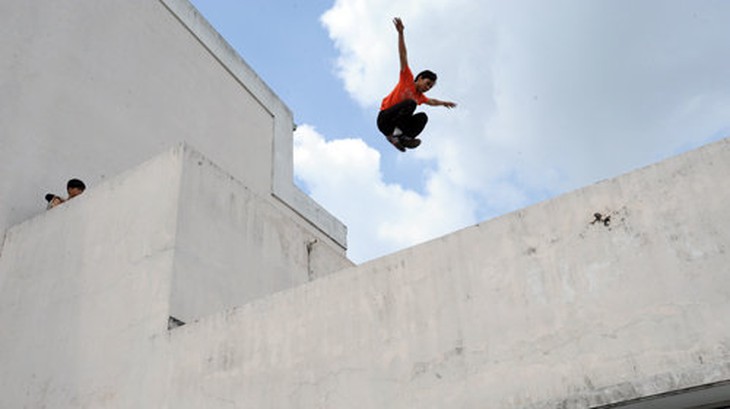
[171,145,353,323]
[0,144,352,407]
[1,136,728,408]
[165,137,730,409]
[0,0,345,248]
[0,147,180,408]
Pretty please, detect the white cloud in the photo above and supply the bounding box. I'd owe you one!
[294,125,475,262]
[307,0,730,263]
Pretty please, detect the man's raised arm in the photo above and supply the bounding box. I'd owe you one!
[394,17,408,71]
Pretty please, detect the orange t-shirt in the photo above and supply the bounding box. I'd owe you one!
[379,66,429,111]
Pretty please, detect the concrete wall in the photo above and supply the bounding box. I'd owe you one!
[1,134,728,407]
[0,0,345,248]
[0,147,178,408]
[171,145,353,323]
[0,143,352,407]
[165,137,730,409]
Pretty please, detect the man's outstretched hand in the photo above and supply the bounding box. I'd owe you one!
[393,17,404,33]
[426,98,458,109]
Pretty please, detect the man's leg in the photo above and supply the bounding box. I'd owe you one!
[377,99,417,136]
[400,112,428,139]
[377,108,404,151]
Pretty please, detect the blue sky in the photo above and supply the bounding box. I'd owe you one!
[189,0,730,263]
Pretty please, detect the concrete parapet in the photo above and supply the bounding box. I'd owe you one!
[1,136,728,407]
[164,137,730,408]
[0,146,179,408]
[171,144,353,323]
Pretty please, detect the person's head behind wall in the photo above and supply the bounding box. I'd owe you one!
[44,193,64,209]
[66,178,86,199]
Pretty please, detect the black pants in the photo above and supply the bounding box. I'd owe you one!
[377,99,428,138]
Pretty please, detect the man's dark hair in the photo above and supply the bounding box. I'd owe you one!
[67,178,86,191]
[415,70,437,82]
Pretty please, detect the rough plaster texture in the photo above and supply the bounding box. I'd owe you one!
[0,149,178,408]
[163,138,730,409]
[171,145,353,323]
[0,0,345,247]
[1,136,729,407]
[0,143,352,408]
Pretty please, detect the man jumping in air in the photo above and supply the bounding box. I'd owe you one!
[377,17,457,152]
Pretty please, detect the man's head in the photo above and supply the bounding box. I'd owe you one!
[66,178,86,198]
[415,70,437,93]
